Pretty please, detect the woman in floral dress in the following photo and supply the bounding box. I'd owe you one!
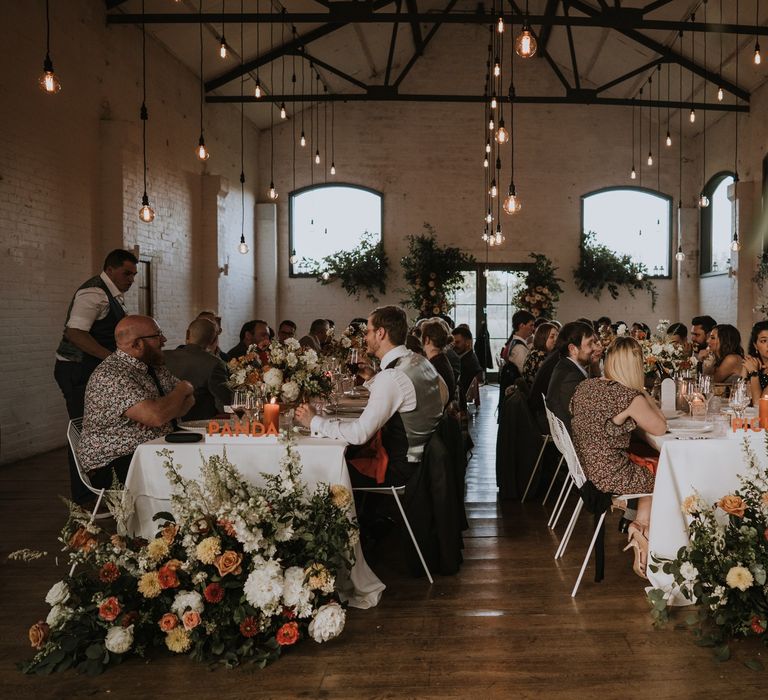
[522,322,557,383]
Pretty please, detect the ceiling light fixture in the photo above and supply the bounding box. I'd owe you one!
[514,2,537,59]
[755,0,762,64]
[138,0,154,223]
[699,5,709,208]
[39,0,61,93]
[196,0,210,161]
[675,30,684,262]
[219,0,227,58]
[330,99,336,175]
[254,0,263,97]
[238,2,248,254]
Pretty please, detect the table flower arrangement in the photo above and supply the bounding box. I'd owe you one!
[227,349,264,391]
[261,337,332,402]
[647,440,768,664]
[511,253,564,319]
[19,438,358,675]
[617,319,692,376]
[321,321,368,365]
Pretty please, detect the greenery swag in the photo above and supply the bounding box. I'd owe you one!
[399,224,476,315]
[574,231,658,309]
[512,253,564,318]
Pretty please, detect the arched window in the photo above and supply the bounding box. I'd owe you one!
[289,184,383,276]
[581,187,672,277]
[700,172,735,275]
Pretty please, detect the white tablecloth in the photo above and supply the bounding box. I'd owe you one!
[646,432,763,603]
[122,436,385,609]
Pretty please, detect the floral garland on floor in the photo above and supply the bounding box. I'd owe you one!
[511,252,564,319]
[228,338,332,402]
[647,438,768,666]
[19,438,358,675]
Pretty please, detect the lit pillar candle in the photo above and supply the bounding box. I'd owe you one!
[263,399,280,433]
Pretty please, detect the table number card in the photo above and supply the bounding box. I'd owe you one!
[660,378,676,413]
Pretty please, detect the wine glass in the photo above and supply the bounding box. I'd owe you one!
[232,389,247,422]
[729,379,751,421]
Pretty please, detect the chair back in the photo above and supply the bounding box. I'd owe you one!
[548,409,586,489]
[543,398,565,455]
[67,418,99,498]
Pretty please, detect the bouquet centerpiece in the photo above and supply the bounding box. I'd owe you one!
[321,321,368,366]
[19,438,358,675]
[511,252,564,319]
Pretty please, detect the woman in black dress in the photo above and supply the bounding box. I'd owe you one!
[421,318,456,406]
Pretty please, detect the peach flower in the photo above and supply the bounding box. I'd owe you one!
[182,610,201,631]
[717,494,746,518]
[213,550,242,577]
[158,613,179,632]
[28,621,50,649]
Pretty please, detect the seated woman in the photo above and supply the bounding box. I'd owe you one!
[741,320,768,404]
[702,323,744,384]
[421,317,456,406]
[522,322,557,383]
[570,336,667,578]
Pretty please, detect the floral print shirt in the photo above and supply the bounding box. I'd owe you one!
[79,350,178,472]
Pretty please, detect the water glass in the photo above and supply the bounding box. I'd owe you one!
[729,379,751,420]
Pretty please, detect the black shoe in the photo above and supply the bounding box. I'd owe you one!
[618,517,631,534]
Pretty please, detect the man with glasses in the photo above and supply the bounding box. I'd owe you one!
[78,315,195,489]
[54,248,138,503]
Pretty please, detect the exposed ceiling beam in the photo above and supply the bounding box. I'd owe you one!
[207,92,748,112]
[537,0,560,53]
[566,0,750,102]
[105,0,129,8]
[595,56,665,94]
[292,49,369,90]
[384,0,402,86]
[106,12,768,35]
[403,0,424,52]
[563,2,580,90]
[643,1,676,13]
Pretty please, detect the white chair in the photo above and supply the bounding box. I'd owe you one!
[67,418,111,521]
[545,410,651,597]
[543,400,576,531]
[352,485,434,584]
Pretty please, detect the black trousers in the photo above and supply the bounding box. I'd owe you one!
[88,454,133,491]
[53,360,93,503]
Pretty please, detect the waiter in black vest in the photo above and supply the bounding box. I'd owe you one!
[296,305,445,487]
[54,248,138,502]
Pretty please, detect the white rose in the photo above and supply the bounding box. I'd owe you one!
[651,344,663,356]
[679,562,699,582]
[171,590,204,616]
[303,349,319,369]
[340,337,352,348]
[282,566,312,610]
[284,338,301,351]
[104,625,134,654]
[46,604,69,628]
[45,581,70,607]
[243,558,284,615]
[308,602,346,643]
[264,367,284,389]
[285,352,298,368]
[232,369,247,386]
[281,381,300,403]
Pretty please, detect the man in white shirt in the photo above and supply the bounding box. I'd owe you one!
[53,249,138,502]
[296,305,445,487]
[504,310,536,376]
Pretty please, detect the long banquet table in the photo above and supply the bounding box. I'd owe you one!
[122,434,386,609]
[644,429,766,603]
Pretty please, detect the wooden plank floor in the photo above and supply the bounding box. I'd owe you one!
[1,385,763,698]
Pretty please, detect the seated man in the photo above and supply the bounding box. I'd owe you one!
[163,318,232,420]
[197,311,228,362]
[545,321,597,433]
[78,315,195,490]
[227,319,270,359]
[277,319,297,342]
[295,305,444,487]
[299,319,330,352]
[451,326,483,412]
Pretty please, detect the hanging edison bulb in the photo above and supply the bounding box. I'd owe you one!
[666,131,672,147]
[514,24,537,58]
[717,86,724,101]
[635,271,644,281]
[268,181,278,200]
[315,149,321,165]
[497,16,504,34]
[495,223,504,245]
[630,166,637,180]
[330,162,336,175]
[139,194,155,223]
[485,209,493,224]
[493,58,501,77]
[731,233,741,252]
[755,41,762,65]
[254,79,263,98]
[675,245,685,262]
[300,130,306,147]
[196,134,210,161]
[481,229,489,242]
[321,271,330,281]
[490,95,498,110]
[238,234,249,254]
[502,184,522,214]
[698,193,710,208]
[39,56,61,94]
[289,249,298,264]
[219,38,227,59]
[689,108,696,123]
[280,103,287,119]
[488,234,496,247]
[647,151,653,166]
[495,120,509,144]
[485,140,491,154]
[489,180,498,198]
[483,155,489,168]
[488,117,495,131]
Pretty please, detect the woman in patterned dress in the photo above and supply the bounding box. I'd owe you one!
[570,336,667,577]
[522,322,557,383]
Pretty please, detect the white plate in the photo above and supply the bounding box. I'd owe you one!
[663,409,685,420]
[178,419,219,433]
[668,422,714,434]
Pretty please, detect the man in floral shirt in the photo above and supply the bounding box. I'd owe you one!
[79,315,195,489]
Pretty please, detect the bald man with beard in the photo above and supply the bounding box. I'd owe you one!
[78,315,195,489]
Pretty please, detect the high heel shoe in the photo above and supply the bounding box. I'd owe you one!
[623,528,649,579]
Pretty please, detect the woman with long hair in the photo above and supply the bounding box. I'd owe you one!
[570,336,667,578]
[420,318,456,405]
[703,324,744,383]
[522,322,557,382]
[741,320,768,404]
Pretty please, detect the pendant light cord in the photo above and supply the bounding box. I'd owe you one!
[141,0,148,197]
[240,0,245,239]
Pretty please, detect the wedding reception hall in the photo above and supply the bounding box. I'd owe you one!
[4,0,768,697]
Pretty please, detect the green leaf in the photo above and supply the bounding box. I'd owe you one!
[744,659,765,672]
[152,511,176,523]
[714,645,731,662]
[85,643,103,660]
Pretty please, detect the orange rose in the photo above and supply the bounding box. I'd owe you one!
[159,613,179,632]
[717,494,746,518]
[164,559,183,571]
[99,562,120,583]
[68,527,97,552]
[182,610,201,631]
[213,550,242,577]
[276,621,299,646]
[161,524,179,544]
[246,371,261,385]
[157,564,180,590]
[28,621,50,650]
[217,519,236,537]
[98,596,121,622]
